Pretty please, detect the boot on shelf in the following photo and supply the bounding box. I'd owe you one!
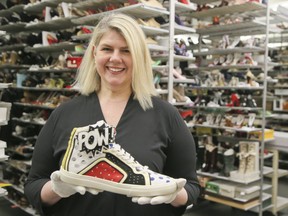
[237,142,248,174]
[246,143,257,174]
[196,144,205,171]
[209,146,218,173]
[201,149,211,172]
[202,137,217,173]
[222,148,235,177]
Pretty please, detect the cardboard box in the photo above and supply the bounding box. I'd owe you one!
[206,180,235,198]
[205,180,261,201]
[249,129,274,140]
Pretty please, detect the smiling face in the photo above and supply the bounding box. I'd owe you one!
[94,29,133,93]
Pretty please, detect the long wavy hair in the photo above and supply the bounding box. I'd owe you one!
[75,13,157,110]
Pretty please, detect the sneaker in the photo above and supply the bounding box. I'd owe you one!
[60,120,184,197]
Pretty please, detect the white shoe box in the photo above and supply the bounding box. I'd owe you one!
[0,102,11,124]
[206,180,260,201]
[0,140,8,160]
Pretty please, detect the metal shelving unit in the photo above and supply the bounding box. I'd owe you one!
[0,84,12,198]
[184,1,283,215]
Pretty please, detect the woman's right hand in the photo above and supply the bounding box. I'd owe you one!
[51,171,103,198]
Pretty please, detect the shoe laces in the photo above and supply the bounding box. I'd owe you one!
[108,143,149,172]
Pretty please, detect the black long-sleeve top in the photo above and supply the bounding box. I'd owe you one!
[24,92,200,216]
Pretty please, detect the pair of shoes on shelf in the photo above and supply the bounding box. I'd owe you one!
[173,85,193,104]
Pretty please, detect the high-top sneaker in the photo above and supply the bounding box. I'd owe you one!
[60,120,184,197]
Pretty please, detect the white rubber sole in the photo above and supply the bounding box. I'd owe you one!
[59,167,177,197]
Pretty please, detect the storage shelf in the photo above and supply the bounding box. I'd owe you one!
[248,193,273,213]
[196,21,270,37]
[205,183,271,203]
[25,17,78,32]
[183,105,263,111]
[193,47,265,56]
[25,42,78,53]
[174,55,195,61]
[0,65,29,70]
[13,102,56,110]
[189,0,218,4]
[188,2,267,20]
[186,85,264,91]
[264,167,288,178]
[26,68,77,73]
[140,25,169,36]
[174,1,196,13]
[0,23,27,33]
[205,193,271,211]
[0,44,27,52]
[160,77,196,84]
[11,86,77,92]
[24,0,78,14]
[156,89,168,95]
[147,44,168,52]
[12,117,46,126]
[152,55,195,62]
[187,65,264,71]
[72,25,169,41]
[197,171,260,184]
[152,65,168,71]
[0,4,24,17]
[72,0,127,10]
[71,33,91,41]
[161,23,196,34]
[193,124,262,133]
[12,133,37,141]
[268,196,288,213]
[72,4,169,25]
[24,0,60,14]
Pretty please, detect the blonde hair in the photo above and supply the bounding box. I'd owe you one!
[76,13,157,110]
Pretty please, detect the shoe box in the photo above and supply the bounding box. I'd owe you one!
[205,179,260,201]
[0,140,8,160]
[274,131,288,147]
[0,102,11,124]
[248,129,274,141]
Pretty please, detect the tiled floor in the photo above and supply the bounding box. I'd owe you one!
[0,177,287,216]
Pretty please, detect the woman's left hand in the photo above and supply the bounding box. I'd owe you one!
[131,178,186,205]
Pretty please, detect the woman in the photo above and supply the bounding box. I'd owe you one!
[24,13,200,216]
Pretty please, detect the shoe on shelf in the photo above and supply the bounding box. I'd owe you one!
[138,0,165,9]
[146,37,158,45]
[146,18,161,28]
[60,120,185,197]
